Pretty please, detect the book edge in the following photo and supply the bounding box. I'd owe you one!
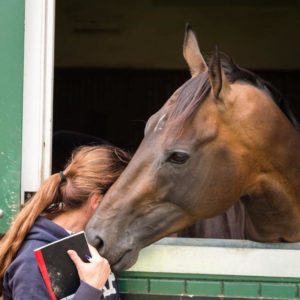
[34,249,57,300]
[34,231,86,251]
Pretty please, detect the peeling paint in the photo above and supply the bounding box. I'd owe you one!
[0,0,24,232]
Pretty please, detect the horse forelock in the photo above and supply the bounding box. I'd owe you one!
[163,73,211,138]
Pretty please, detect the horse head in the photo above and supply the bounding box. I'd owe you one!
[86,25,300,271]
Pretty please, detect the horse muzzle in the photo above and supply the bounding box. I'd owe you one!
[86,226,139,272]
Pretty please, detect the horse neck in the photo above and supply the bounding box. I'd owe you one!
[243,122,300,242]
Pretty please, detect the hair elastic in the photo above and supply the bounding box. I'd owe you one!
[59,171,67,183]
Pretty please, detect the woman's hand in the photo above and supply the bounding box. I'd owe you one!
[67,245,111,289]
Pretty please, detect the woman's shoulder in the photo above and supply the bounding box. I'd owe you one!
[3,239,48,296]
[7,216,69,276]
[6,239,46,275]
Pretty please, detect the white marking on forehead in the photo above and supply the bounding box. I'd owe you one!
[154,113,167,132]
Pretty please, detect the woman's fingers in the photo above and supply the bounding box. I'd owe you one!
[67,248,111,289]
[67,250,84,268]
[88,244,101,258]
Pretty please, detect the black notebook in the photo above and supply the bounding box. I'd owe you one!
[34,231,91,300]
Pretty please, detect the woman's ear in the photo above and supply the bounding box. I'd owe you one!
[89,193,103,210]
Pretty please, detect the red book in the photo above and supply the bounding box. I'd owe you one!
[34,231,91,300]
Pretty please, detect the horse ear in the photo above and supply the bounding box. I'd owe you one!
[183,24,208,77]
[208,45,228,100]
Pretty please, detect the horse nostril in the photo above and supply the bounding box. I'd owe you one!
[95,235,105,253]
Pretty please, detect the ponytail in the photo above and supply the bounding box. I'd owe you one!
[0,173,61,294]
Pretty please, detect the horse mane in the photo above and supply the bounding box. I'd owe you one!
[219,52,300,131]
[165,52,299,136]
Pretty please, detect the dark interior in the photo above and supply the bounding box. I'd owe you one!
[52,1,300,171]
[52,68,300,172]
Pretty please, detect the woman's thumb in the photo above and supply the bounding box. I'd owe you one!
[67,250,83,267]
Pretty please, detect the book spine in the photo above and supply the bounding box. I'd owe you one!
[34,250,57,300]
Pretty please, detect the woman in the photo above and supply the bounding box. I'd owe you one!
[0,145,131,299]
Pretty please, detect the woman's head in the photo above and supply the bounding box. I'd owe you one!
[0,145,130,292]
[47,145,130,213]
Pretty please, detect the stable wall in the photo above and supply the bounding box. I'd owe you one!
[118,238,300,299]
[0,0,25,232]
[55,0,300,70]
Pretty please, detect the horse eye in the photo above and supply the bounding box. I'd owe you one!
[167,151,190,164]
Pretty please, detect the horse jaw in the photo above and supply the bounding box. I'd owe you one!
[110,249,139,272]
[86,199,194,271]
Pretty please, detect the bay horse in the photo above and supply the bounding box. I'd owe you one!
[86,25,300,272]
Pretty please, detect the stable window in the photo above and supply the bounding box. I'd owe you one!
[22,0,300,290]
